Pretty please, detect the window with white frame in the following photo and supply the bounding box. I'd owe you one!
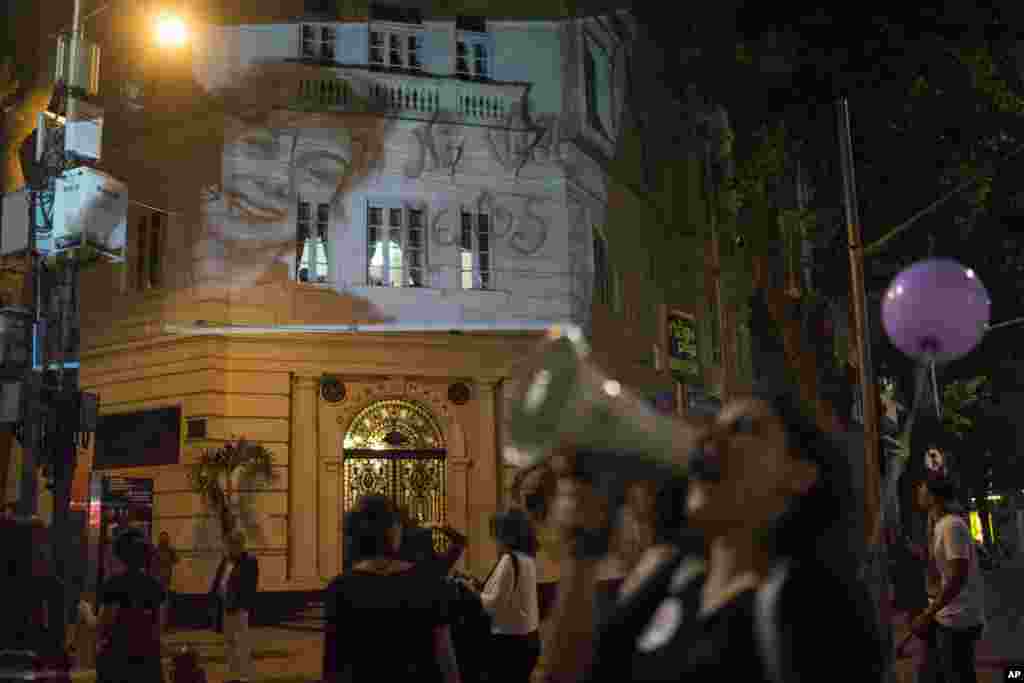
[297,199,330,283]
[459,210,492,290]
[301,24,337,61]
[367,204,427,287]
[456,39,489,79]
[369,28,423,70]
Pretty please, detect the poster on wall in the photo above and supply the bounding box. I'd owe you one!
[667,311,699,379]
[96,476,154,587]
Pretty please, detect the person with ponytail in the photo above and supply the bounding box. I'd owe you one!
[544,383,886,682]
[323,494,460,683]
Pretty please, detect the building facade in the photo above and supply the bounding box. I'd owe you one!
[67,6,733,597]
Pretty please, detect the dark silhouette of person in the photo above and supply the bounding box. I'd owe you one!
[96,528,165,683]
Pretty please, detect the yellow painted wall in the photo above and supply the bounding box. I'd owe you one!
[79,292,540,592]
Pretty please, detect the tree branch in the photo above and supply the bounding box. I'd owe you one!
[865,140,1024,257]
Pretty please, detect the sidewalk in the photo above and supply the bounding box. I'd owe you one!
[161,627,323,683]
[66,627,324,683]
[891,612,1010,683]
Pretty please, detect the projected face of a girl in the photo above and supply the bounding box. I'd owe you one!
[220,124,353,234]
[196,109,387,288]
[185,60,391,289]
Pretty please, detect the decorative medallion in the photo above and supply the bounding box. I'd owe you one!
[447,382,472,405]
[321,376,346,403]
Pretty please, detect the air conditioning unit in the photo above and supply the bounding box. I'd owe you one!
[52,167,127,261]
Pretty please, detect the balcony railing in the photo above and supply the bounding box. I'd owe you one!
[291,65,529,127]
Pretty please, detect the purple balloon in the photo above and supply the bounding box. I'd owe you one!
[882,258,990,362]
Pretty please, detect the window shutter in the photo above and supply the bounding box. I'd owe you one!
[149,213,163,289]
[417,26,446,74]
[337,23,368,64]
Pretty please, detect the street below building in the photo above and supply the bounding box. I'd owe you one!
[892,562,1024,683]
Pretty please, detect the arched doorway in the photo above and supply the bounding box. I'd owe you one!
[342,399,448,552]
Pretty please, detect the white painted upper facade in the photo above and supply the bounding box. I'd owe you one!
[185,12,634,326]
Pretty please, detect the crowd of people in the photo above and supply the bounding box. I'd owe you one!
[319,382,992,683]
[0,510,261,683]
[1,380,990,683]
[320,386,885,682]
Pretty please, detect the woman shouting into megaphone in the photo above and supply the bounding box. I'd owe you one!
[542,385,887,683]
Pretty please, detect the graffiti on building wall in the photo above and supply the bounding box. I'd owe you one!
[404,111,468,179]
[485,108,571,176]
[430,189,550,256]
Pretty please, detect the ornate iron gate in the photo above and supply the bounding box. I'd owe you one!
[342,400,448,551]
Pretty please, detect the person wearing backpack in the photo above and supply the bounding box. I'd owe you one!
[96,528,166,683]
[479,508,541,683]
[543,385,886,683]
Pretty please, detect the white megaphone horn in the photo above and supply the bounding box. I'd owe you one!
[503,325,698,483]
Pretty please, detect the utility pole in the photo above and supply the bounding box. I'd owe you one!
[837,98,882,546]
[837,98,891,678]
[47,0,86,640]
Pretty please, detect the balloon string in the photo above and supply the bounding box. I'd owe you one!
[911,361,931,428]
[930,359,942,419]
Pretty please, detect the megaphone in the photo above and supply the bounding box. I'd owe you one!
[503,325,697,485]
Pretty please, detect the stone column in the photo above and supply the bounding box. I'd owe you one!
[446,451,471,574]
[471,380,500,576]
[289,374,320,583]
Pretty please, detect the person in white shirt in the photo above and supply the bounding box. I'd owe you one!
[911,474,985,683]
[479,508,541,683]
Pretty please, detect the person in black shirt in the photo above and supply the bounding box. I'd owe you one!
[323,494,461,683]
[96,528,166,683]
[544,385,886,683]
[396,506,468,578]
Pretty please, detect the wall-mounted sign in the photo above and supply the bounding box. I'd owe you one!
[667,311,699,379]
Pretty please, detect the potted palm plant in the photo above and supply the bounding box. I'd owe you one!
[187,437,275,542]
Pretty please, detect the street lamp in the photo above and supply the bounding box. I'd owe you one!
[154,12,189,49]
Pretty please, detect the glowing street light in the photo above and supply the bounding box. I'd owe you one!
[154,13,188,48]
